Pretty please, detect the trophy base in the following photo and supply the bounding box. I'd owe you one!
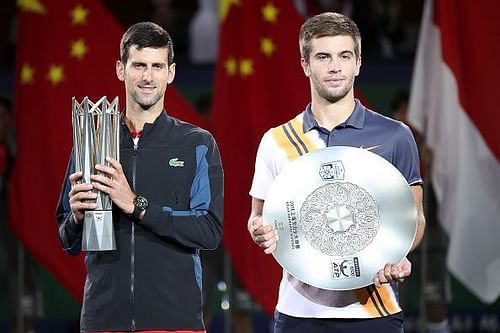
[82,210,116,251]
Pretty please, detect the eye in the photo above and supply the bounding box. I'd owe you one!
[340,53,353,60]
[317,54,329,61]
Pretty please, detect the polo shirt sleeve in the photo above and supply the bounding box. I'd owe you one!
[393,123,422,186]
[249,130,278,200]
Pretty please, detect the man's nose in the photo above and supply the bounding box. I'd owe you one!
[142,67,153,81]
[328,58,341,72]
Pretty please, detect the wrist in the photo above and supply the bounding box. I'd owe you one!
[125,197,135,215]
[72,213,83,225]
[129,195,149,222]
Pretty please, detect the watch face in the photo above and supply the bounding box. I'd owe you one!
[136,196,149,210]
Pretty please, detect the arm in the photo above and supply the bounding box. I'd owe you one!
[410,184,426,251]
[92,140,223,250]
[132,141,223,250]
[248,197,278,254]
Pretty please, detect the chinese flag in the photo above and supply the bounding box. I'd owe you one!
[212,0,310,315]
[10,0,204,302]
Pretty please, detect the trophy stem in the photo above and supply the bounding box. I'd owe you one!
[82,210,116,251]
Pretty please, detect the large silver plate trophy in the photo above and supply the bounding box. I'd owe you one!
[72,96,120,251]
[263,146,417,290]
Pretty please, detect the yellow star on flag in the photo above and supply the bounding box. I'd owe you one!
[260,37,276,57]
[262,3,279,23]
[220,0,240,21]
[17,0,46,14]
[21,63,35,84]
[225,56,237,76]
[70,4,89,25]
[239,59,254,77]
[47,64,64,85]
[70,38,88,60]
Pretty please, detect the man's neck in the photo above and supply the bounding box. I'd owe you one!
[311,93,356,131]
[125,104,163,132]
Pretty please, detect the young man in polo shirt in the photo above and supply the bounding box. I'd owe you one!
[248,12,425,333]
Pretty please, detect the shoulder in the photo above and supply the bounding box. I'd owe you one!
[364,107,413,137]
[169,116,217,145]
[266,112,305,137]
[364,107,400,128]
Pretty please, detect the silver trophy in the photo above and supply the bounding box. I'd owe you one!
[263,147,417,290]
[72,96,120,251]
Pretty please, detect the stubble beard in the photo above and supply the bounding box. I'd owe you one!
[313,75,355,104]
[132,89,162,111]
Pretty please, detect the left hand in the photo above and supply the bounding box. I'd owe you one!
[91,157,135,215]
[373,257,412,288]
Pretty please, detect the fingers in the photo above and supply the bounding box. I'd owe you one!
[70,193,97,211]
[249,217,279,254]
[373,263,409,287]
[91,174,113,189]
[94,157,123,177]
[68,182,97,223]
[106,157,122,171]
[69,171,83,186]
[94,163,118,179]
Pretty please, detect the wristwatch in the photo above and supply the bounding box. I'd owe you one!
[129,195,149,222]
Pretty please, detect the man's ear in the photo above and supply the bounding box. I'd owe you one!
[301,58,311,77]
[354,57,362,77]
[167,63,176,84]
[116,60,125,81]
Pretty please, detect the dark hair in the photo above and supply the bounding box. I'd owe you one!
[120,22,174,65]
[299,12,361,62]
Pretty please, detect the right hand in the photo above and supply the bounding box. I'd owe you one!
[68,171,97,224]
[248,215,279,254]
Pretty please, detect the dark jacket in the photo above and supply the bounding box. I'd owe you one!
[56,111,223,331]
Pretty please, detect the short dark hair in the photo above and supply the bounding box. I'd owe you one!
[120,22,174,65]
[299,12,361,62]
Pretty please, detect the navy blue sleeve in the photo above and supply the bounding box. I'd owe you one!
[139,136,224,250]
[55,154,83,255]
[393,123,422,185]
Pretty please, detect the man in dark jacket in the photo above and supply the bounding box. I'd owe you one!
[56,22,223,332]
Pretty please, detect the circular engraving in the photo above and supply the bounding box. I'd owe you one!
[300,182,379,256]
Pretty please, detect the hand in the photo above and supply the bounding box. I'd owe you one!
[248,215,278,254]
[373,257,412,288]
[91,157,135,215]
[68,171,97,224]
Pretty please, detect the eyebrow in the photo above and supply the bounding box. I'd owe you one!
[130,61,166,66]
[339,50,355,56]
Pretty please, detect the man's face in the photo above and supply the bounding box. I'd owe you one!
[116,46,175,111]
[301,36,361,104]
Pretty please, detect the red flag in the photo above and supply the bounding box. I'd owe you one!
[10,0,204,302]
[212,0,310,315]
[408,0,500,303]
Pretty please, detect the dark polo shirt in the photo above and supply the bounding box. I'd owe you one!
[302,99,422,185]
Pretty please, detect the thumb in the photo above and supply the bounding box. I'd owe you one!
[251,216,263,229]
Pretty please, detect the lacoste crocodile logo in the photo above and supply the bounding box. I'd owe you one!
[359,145,380,151]
[169,158,185,167]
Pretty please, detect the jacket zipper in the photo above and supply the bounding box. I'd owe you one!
[130,141,138,330]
